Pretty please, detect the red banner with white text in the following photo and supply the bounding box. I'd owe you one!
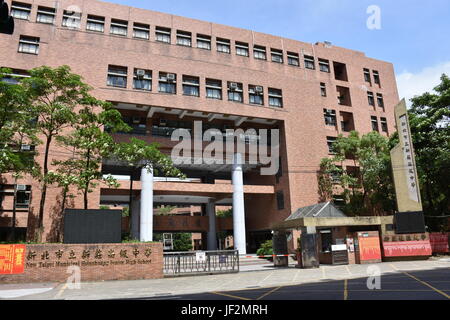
[382,241,432,257]
[0,245,26,274]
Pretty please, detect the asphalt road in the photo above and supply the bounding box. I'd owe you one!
[136,267,450,301]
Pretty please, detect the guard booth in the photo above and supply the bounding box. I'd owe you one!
[272,202,391,267]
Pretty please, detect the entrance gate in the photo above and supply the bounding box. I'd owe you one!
[163,250,239,277]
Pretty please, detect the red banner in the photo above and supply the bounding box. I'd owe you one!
[359,237,382,261]
[0,245,26,274]
[429,233,449,253]
[383,241,432,257]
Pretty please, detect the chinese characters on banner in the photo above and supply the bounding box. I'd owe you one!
[358,236,382,261]
[383,241,432,257]
[399,114,420,203]
[0,245,26,274]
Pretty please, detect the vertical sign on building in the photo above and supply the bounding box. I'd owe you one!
[0,244,26,274]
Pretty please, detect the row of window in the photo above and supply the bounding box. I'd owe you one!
[106,65,284,108]
[364,68,381,87]
[11,2,364,81]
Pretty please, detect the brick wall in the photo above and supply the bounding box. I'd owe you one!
[0,242,163,284]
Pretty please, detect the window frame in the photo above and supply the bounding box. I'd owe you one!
[176,30,192,47]
[133,69,152,91]
[110,19,128,37]
[11,2,32,20]
[271,49,284,64]
[319,59,330,73]
[18,35,40,55]
[227,82,244,103]
[249,85,264,105]
[133,23,150,40]
[304,55,315,70]
[62,10,82,29]
[216,38,231,54]
[197,34,211,50]
[182,75,200,97]
[107,65,128,89]
[36,6,56,25]
[235,41,249,57]
[206,79,223,100]
[86,15,105,33]
[158,72,177,94]
[253,45,267,60]
[155,27,171,44]
[268,88,283,108]
[287,52,300,67]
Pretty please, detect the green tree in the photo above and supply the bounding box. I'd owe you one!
[54,99,129,209]
[173,233,193,251]
[408,74,450,230]
[319,131,396,216]
[22,66,88,241]
[0,68,39,241]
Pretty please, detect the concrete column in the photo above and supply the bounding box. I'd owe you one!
[232,153,247,255]
[140,166,154,242]
[207,199,218,251]
[131,197,141,240]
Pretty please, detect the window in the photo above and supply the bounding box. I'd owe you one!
[155,27,171,43]
[110,19,128,36]
[377,93,384,109]
[364,68,371,83]
[159,72,177,94]
[11,2,31,20]
[340,112,355,132]
[271,49,283,63]
[37,6,55,24]
[182,75,200,97]
[373,70,381,86]
[276,191,285,210]
[107,65,127,88]
[304,55,315,69]
[287,52,299,66]
[268,88,283,108]
[320,82,327,97]
[253,45,267,60]
[337,86,352,106]
[324,109,337,126]
[235,41,249,57]
[319,59,330,73]
[333,62,348,81]
[87,15,105,33]
[228,82,243,103]
[206,79,222,99]
[368,91,375,106]
[381,117,388,133]
[216,38,231,54]
[177,30,192,47]
[133,23,150,40]
[371,116,379,132]
[152,119,192,138]
[18,36,39,55]
[62,9,81,29]
[133,69,152,91]
[197,34,211,50]
[320,230,332,253]
[327,137,337,154]
[1,69,30,84]
[15,185,31,209]
[331,166,342,184]
[249,85,264,105]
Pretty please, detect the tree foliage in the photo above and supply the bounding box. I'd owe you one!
[408,74,450,230]
[318,131,396,216]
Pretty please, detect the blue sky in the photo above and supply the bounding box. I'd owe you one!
[108,0,450,100]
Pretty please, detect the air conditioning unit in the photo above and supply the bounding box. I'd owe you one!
[229,82,239,91]
[159,119,167,127]
[167,73,176,82]
[16,185,27,191]
[136,69,146,78]
[255,86,263,94]
[21,144,31,151]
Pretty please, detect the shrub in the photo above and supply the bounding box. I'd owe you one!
[256,240,273,259]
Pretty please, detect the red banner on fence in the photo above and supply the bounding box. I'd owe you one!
[382,241,432,257]
[429,233,449,253]
[0,245,26,274]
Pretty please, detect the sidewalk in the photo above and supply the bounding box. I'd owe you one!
[1,258,449,300]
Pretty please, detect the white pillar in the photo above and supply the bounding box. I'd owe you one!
[207,199,218,251]
[232,153,247,255]
[131,197,141,240]
[140,166,154,242]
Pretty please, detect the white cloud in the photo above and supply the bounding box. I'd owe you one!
[396,61,450,104]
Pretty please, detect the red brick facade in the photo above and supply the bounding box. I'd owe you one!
[0,0,399,245]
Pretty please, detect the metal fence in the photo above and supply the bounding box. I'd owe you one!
[163,250,239,277]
